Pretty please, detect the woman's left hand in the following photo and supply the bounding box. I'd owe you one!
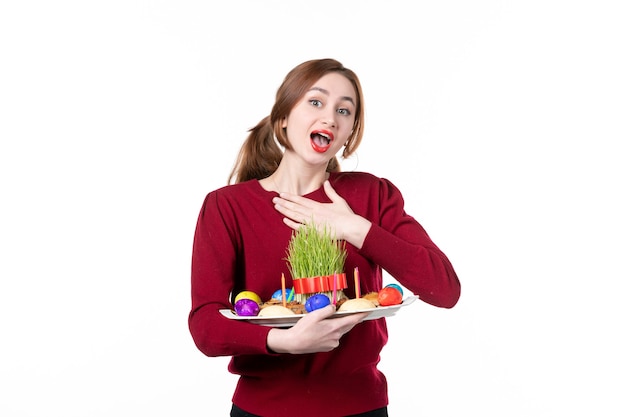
[272,181,371,249]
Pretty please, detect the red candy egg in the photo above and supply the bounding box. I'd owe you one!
[378,286,403,306]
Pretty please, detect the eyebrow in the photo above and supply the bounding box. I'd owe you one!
[308,86,355,105]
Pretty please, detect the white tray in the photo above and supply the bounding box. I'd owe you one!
[219,296,418,327]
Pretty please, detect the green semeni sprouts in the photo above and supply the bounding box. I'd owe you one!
[285,222,347,303]
[286,222,346,279]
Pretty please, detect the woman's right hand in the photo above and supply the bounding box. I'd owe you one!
[266,304,369,354]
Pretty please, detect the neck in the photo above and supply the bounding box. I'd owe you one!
[270,164,329,195]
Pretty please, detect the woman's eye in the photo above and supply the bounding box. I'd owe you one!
[337,108,351,116]
[309,99,322,107]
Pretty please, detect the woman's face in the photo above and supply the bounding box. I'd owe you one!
[281,72,357,166]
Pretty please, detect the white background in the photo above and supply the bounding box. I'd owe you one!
[1,1,625,416]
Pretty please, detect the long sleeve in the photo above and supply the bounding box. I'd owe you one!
[188,190,273,357]
[335,173,461,308]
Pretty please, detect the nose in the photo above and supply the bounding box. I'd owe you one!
[321,113,336,128]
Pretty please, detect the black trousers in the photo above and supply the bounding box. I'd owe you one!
[230,404,388,417]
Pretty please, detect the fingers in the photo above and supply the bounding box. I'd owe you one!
[303,307,368,336]
[274,192,315,209]
[332,311,369,332]
[273,195,313,224]
[273,192,333,225]
[282,216,301,230]
[302,303,336,321]
[277,304,370,354]
[272,185,354,238]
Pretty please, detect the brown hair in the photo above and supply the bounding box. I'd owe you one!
[227,58,365,184]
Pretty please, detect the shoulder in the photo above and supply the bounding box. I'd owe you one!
[200,180,263,209]
[331,171,380,186]
[206,179,260,199]
[331,171,401,193]
[330,171,407,208]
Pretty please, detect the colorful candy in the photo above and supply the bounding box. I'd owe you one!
[384,283,404,297]
[378,286,403,306]
[234,290,262,305]
[305,293,331,312]
[234,298,261,316]
[233,285,405,317]
[271,288,294,301]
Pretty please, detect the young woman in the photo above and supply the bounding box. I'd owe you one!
[189,58,461,417]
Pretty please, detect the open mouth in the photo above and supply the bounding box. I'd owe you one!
[310,130,334,153]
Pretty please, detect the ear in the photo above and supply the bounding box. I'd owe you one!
[281,116,287,128]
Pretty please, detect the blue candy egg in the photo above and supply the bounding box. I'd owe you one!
[305,293,331,312]
[385,283,404,296]
[271,288,294,301]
